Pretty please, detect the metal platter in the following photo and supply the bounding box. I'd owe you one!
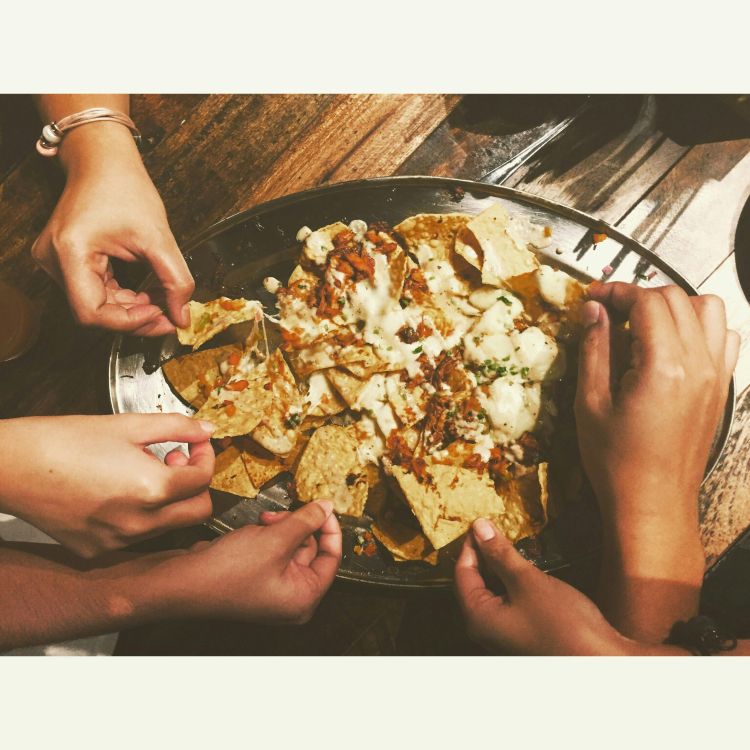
[109,176,736,588]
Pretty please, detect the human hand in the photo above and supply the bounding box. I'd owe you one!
[31,126,193,335]
[0,413,215,558]
[455,519,631,655]
[158,502,342,624]
[576,282,739,534]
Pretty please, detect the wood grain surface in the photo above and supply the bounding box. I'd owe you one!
[1,94,749,654]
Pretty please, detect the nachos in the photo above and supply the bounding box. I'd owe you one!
[163,204,587,563]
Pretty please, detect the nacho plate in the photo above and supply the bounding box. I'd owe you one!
[110,176,735,588]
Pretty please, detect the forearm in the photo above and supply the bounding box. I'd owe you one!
[598,498,705,643]
[33,94,141,177]
[0,542,186,651]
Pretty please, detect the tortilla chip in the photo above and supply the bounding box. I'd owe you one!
[366,472,438,565]
[384,374,427,428]
[301,222,349,266]
[324,367,368,407]
[306,370,347,417]
[295,425,368,517]
[250,350,305,456]
[456,204,540,287]
[342,355,395,378]
[388,246,410,300]
[287,264,320,287]
[386,463,503,550]
[388,461,550,550]
[497,463,549,541]
[177,298,263,350]
[228,436,285,488]
[210,445,257,498]
[286,341,377,377]
[395,213,471,262]
[371,521,439,565]
[193,359,273,438]
[162,343,243,410]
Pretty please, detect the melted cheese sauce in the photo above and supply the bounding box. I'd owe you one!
[479,379,542,444]
[536,265,576,309]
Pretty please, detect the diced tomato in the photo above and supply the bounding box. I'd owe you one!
[223,401,237,417]
[416,321,432,338]
[219,298,245,311]
[228,351,241,366]
[227,379,249,392]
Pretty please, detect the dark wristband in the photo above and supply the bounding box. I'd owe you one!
[665,615,737,656]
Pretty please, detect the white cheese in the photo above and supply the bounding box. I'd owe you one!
[348,219,368,241]
[296,226,312,242]
[352,373,398,437]
[263,276,281,295]
[505,215,552,250]
[511,327,564,381]
[479,380,541,444]
[536,265,576,309]
[353,414,386,465]
[469,285,512,311]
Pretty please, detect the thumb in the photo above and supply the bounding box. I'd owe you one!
[575,300,612,418]
[274,501,335,557]
[142,230,195,328]
[471,518,536,597]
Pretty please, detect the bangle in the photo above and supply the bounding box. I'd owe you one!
[665,615,737,655]
[36,107,141,157]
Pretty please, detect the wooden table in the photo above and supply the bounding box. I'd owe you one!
[1,94,749,654]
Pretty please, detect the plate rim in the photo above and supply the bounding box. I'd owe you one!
[108,175,736,585]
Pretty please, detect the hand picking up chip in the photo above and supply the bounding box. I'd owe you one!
[162,204,588,565]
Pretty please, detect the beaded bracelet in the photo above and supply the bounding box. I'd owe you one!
[36,107,141,157]
[665,615,737,655]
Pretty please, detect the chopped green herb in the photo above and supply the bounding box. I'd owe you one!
[520,367,530,378]
[477,409,487,421]
[498,295,512,306]
[399,298,410,309]
[337,297,346,307]
[502,355,510,362]
[284,412,302,428]
[412,345,423,354]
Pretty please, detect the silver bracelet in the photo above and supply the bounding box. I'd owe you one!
[36,107,141,157]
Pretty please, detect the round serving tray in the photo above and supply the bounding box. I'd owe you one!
[110,176,735,588]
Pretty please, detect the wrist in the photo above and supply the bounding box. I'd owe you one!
[58,121,144,179]
[602,517,705,585]
[103,549,198,625]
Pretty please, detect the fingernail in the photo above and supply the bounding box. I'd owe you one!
[181,303,191,325]
[473,518,496,542]
[198,420,216,434]
[581,300,601,328]
[315,500,334,517]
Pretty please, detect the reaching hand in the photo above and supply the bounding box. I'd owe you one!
[575,282,739,640]
[32,131,193,336]
[165,502,342,624]
[576,282,739,533]
[0,413,215,558]
[455,519,631,655]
